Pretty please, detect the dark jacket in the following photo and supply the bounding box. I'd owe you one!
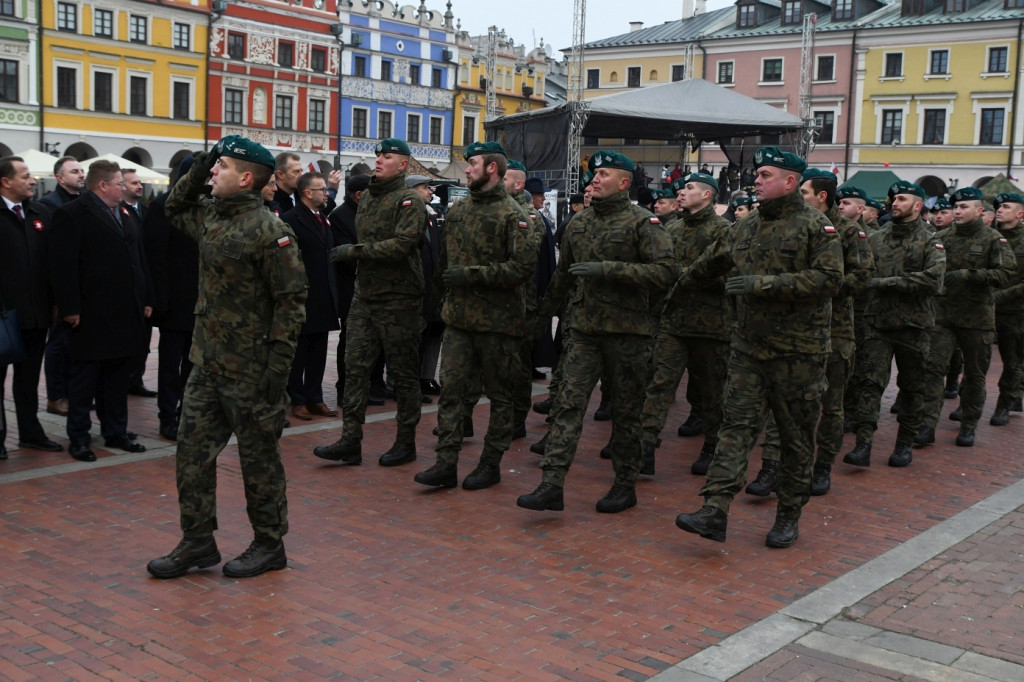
[421,206,443,323]
[282,204,340,335]
[0,199,53,331]
[143,192,199,332]
[327,196,359,321]
[38,185,79,213]
[49,192,154,361]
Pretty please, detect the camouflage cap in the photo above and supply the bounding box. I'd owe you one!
[994,192,1024,208]
[731,195,755,209]
[752,146,807,174]
[865,198,884,211]
[464,141,507,159]
[588,150,635,173]
[651,189,675,201]
[801,167,837,184]
[216,135,275,169]
[950,186,984,203]
[887,180,927,200]
[680,171,719,192]
[836,185,867,201]
[933,197,953,211]
[375,138,411,155]
[507,159,528,172]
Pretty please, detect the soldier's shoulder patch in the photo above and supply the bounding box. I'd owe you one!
[276,235,292,248]
[858,230,867,239]
[934,243,945,250]
[518,220,529,229]
[402,200,413,207]
[649,217,661,224]
[823,223,837,233]
[999,237,1009,244]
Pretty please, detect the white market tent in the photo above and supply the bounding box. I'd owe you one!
[82,153,170,184]
[15,149,63,179]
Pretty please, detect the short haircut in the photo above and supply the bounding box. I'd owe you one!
[275,151,301,172]
[0,155,25,180]
[85,160,121,190]
[235,158,273,192]
[481,153,507,178]
[346,173,371,197]
[805,176,837,210]
[121,168,138,177]
[53,155,78,176]
[297,171,325,194]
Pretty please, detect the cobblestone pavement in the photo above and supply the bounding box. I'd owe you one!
[2,330,1022,680]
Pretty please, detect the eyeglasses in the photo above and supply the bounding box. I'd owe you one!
[308,187,329,193]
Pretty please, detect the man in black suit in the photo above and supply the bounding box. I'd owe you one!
[143,157,199,440]
[327,173,368,404]
[272,152,303,213]
[49,160,153,461]
[282,172,339,420]
[121,168,157,398]
[0,156,63,459]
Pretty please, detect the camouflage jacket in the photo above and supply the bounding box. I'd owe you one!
[995,225,1024,313]
[166,162,307,383]
[439,182,538,336]
[827,205,874,343]
[679,190,843,359]
[513,189,548,316]
[935,218,1015,330]
[539,190,675,336]
[866,216,945,331]
[354,172,426,307]
[661,203,732,341]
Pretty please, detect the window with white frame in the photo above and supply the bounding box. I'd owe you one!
[172,80,191,120]
[129,15,147,44]
[173,23,190,50]
[94,9,113,38]
[309,99,326,132]
[407,113,420,142]
[224,88,244,124]
[129,74,148,115]
[718,61,734,84]
[274,94,293,129]
[57,2,76,31]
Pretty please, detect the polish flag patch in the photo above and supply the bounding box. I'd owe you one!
[518,220,529,229]
[33,220,44,231]
[277,236,291,248]
[935,243,945,250]
[649,217,661,224]
[999,238,1008,244]
[858,231,867,239]
[823,224,837,233]
[402,200,413,207]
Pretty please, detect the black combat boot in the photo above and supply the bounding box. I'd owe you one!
[1012,398,1023,412]
[529,432,548,455]
[888,443,913,467]
[949,406,963,421]
[810,463,831,496]
[691,442,715,475]
[379,440,416,466]
[596,484,637,513]
[313,436,362,464]
[640,443,655,476]
[674,505,727,542]
[944,377,960,399]
[511,422,527,440]
[990,407,1010,426]
[593,399,612,421]
[677,414,704,437]
[745,460,778,497]
[462,462,501,490]
[147,537,221,579]
[413,462,458,488]
[222,539,287,578]
[955,427,975,447]
[532,396,553,414]
[432,416,474,439]
[599,438,612,459]
[765,515,799,548]
[517,482,564,511]
[889,394,901,413]
[843,442,871,466]
[912,427,935,448]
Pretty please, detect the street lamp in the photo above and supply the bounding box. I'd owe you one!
[330,23,362,169]
[204,0,228,151]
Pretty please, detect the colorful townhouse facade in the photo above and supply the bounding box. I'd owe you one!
[0,0,42,156]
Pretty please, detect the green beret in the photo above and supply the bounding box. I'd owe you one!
[464,141,507,159]
[995,192,1024,208]
[801,168,837,184]
[887,180,927,200]
[577,171,594,193]
[680,171,719,192]
[507,159,527,172]
[588,150,635,173]
[752,146,806,174]
[375,137,412,155]
[836,185,867,201]
[216,135,274,169]
[866,198,884,211]
[651,189,675,201]
[731,195,755,209]
[933,197,952,211]
[950,187,984,204]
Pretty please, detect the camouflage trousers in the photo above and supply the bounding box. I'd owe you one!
[761,340,853,466]
[641,332,727,449]
[701,349,827,519]
[995,312,1024,408]
[844,311,872,413]
[176,366,288,542]
[850,326,930,446]
[541,331,650,488]
[341,297,424,443]
[435,327,522,466]
[922,326,994,431]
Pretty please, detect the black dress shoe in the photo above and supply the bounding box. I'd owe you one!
[379,441,417,466]
[529,432,548,455]
[128,384,157,397]
[532,397,553,414]
[640,443,655,476]
[955,427,975,447]
[421,393,432,404]
[517,482,564,511]
[843,442,871,466]
[765,516,799,548]
[462,462,501,490]
[427,380,442,395]
[691,443,715,475]
[69,441,96,462]
[222,539,287,578]
[104,435,146,453]
[159,422,179,441]
[677,414,704,437]
[147,537,221,579]
[675,505,727,542]
[810,464,831,496]
[888,443,913,467]
[912,426,935,448]
[18,438,63,452]
[414,462,458,488]
[596,484,637,513]
[313,436,362,464]
[593,400,612,421]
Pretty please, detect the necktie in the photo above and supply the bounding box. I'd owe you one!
[316,212,326,240]
[12,204,23,220]
[110,206,124,235]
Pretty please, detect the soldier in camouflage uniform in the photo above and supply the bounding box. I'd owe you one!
[931,197,954,231]
[843,181,944,468]
[640,172,731,477]
[918,187,1014,447]
[991,193,1024,425]
[673,147,843,549]
[313,138,427,467]
[751,170,873,498]
[413,142,539,490]
[516,150,674,514]
[838,185,876,423]
[147,136,308,580]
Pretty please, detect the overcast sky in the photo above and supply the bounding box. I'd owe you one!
[448,0,734,55]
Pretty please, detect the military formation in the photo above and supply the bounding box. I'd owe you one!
[4,134,1023,580]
